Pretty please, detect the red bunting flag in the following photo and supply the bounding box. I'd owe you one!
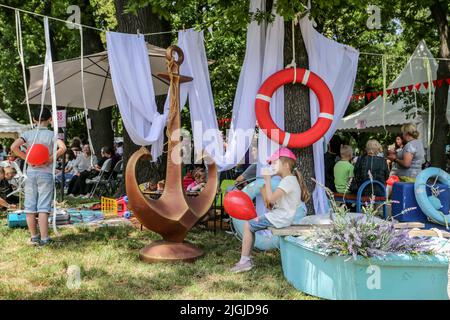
[407,85,414,91]
[387,89,392,95]
[437,79,443,87]
[393,88,399,95]
[423,82,429,89]
[414,83,421,91]
[366,92,372,100]
[373,92,378,98]
[446,78,450,85]
[401,86,407,93]
[378,91,383,96]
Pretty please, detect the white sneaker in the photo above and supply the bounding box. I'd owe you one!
[230,260,254,273]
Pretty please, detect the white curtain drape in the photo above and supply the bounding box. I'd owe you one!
[255,9,284,216]
[176,0,266,172]
[106,32,167,160]
[256,10,285,172]
[300,17,359,214]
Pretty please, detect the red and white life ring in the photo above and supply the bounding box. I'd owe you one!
[255,68,334,148]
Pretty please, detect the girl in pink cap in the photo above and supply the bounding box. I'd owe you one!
[230,147,310,273]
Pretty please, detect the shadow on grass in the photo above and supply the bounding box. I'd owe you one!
[1,219,312,299]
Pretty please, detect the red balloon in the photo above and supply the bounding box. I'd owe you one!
[26,144,50,166]
[224,190,257,220]
[386,175,400,187]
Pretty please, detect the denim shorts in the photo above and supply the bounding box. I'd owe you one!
[249,215,274,233]
[24,171,54,214]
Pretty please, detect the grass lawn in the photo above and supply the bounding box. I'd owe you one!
[0,199,314,300]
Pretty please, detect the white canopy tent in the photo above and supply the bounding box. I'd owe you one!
[0,108,28,139]
[337,40,450,150]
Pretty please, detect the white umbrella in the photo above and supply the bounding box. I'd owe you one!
[26,43,170,110]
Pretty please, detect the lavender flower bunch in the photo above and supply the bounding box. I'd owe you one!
[307,214,432,260]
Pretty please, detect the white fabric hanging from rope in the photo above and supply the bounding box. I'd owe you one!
[176,0,266,171]
[218,0,266,170]
[43,17,59,233]
[256,11,285,172]
[106,32,167,160]
[300,17,359,214]
[255,8,284,217]
[177,30,225,164]
[15,11,33,125]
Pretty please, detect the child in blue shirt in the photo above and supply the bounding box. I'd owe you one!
[11,107,66,246]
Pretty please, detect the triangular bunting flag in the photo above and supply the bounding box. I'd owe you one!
[379,91,383,97]
[387,89,392,95]
[437,79,443,87]
[401,86,407,93]
[393,88,399,95]
[373,92,378,98]
[433,80,437,87]
[414,83,421,90]
[423,82,429,89]
[366,92,372,100]
[446,78,450,85]
[407,85,414,91]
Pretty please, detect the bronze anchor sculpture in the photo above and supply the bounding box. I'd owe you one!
[125,45,218,263]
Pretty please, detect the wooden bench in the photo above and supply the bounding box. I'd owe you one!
[269,222,450,238]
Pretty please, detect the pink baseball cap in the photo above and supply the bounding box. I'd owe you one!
[267,147,297,164]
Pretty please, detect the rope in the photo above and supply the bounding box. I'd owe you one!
[2,4,450,60]
[359,51,450,61]
[15,11,33,125]
[286,9,309,84]
[285,17,300,84]
[79,25,96,166]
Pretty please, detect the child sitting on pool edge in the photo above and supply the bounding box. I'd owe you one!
[230,147,310,273]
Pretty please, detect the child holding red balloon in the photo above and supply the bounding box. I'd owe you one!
[230,147,310,273]
[11,107,67,246]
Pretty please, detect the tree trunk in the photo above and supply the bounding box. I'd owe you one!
[430,1,450,169]
[114,0,171,191]
[284,21,315,214]
[79,0,114,156]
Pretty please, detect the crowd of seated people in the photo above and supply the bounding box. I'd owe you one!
[66,141,122,198]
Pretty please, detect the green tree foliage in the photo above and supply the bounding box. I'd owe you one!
[0,0,448,165]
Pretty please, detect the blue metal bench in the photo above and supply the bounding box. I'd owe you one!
[333,179,388,219]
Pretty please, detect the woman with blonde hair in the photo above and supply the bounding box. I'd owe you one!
[387,123,425,182]
[351,139,389,196]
